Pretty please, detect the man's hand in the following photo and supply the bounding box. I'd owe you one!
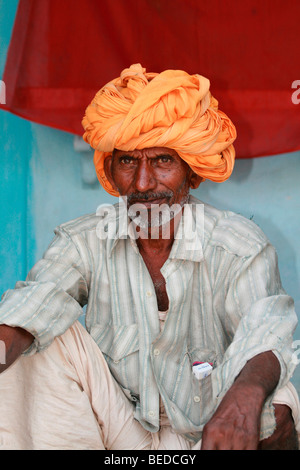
[201,351,297,450]
[0,324,34,373]
[201,380,264,449]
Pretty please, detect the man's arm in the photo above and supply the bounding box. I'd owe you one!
[204,229,298,450]
[0,227,89,360]
[201,351,297,450]
[0,324,34,373]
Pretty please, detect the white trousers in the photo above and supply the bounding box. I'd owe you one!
[0,321,299,450]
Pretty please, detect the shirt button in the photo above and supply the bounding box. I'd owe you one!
[146,291,152,297]
[153,348,160,356]
[194,396,200,403]
[148,411,155,418]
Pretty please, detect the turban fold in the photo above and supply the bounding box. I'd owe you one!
[82,64,237,196]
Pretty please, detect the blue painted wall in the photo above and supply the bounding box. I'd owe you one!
[1,1,300,392]
[0,0,35,286]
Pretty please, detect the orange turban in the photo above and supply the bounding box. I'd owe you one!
[82,64,237,196]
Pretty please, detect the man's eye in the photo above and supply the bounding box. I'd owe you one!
[157,155,172,163]
[120,156,134,164]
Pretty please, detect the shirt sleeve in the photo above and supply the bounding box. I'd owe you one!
[0,226,89,354]
[212,241,298,439]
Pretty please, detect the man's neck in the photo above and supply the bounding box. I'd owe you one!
[135,209,182,256]
[136,235,174,257]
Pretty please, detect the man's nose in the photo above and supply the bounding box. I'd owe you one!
[134,161,156,192]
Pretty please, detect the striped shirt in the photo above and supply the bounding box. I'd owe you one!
[0,196,297,442]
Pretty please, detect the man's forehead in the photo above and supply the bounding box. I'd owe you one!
[113,147,180,158]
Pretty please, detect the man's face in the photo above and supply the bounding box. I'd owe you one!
[104,147,202,228]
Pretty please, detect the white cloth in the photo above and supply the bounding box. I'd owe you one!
[0,320,299,450]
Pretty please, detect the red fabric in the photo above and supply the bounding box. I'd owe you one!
[1,0,300,158]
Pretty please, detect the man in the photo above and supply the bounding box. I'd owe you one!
[0,64,299,450]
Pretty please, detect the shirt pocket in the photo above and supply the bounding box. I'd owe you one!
[90,323,140,393]
[188,348,218,426]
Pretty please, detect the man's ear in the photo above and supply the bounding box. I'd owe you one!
[104,155,118,192]
[189,171,203,190]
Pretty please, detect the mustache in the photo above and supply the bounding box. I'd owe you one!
[127,191,174,204]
